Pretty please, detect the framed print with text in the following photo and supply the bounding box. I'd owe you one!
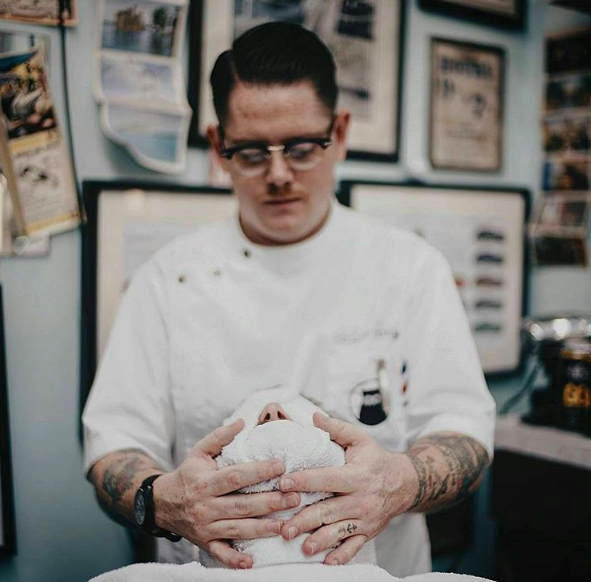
[0,286,16,557]
[80,180,237,407]
[188,0,404,161]
[340,180,530,377]
[419,0,525,31]
[430,38,505,172]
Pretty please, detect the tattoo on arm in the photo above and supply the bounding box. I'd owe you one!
[90,449,162,523]
[406,433,490,513]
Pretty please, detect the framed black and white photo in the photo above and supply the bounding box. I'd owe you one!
[0,285,16,557]
[340,180,530,377]
[430,38,505,172]
[80,180,236,406]
[419,0,525,31]
[188,0,405,161]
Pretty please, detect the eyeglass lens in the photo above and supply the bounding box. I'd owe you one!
[233,141,328,176]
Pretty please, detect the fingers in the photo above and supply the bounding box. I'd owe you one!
[280,497,356,541]
[205,539,252,570]
[208,518,283,541]
[192,419,245,458]
[279,465,354,494]
[301,520,364,557]
[313,413,368,448]
[324,534,368,566]
[212,491,300,519]
[211,460,286,496]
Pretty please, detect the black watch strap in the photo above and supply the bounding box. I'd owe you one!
[135,474,181,542]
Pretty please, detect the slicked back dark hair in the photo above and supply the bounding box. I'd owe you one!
[210,21,338,127]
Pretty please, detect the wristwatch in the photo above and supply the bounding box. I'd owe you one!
[134,474,181,542]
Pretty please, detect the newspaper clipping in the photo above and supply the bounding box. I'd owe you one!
[95,0,191,174]
[0,47,80,239]
[430,38,504,171]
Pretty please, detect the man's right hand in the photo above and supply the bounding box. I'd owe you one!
[153,419,300,569]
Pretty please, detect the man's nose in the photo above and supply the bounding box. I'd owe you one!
[265,151,294,190]
[258,402,291,424]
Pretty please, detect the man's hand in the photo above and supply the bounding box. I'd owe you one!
[154,419,301,569]
[277,413,417,566]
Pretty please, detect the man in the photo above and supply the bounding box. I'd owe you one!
[83,22,495,576]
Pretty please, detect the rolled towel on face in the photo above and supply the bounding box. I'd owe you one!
[201,386,351,568]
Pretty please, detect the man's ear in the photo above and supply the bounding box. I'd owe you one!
[332,109,350,163]
[206,123,229,170]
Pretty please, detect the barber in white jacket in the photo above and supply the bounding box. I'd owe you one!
[83,22,495,577]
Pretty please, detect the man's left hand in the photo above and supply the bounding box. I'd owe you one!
[278,413,416,566]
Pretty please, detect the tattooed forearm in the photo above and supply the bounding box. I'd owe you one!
[88,449,163,524]
[406,432,490,513]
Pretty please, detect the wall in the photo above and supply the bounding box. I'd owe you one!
[0,1,590,581]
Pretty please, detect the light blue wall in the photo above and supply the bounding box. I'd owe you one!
[0,1,590,581]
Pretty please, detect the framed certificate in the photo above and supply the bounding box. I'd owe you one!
[80,180,237,406]
[340,180,530,377]
[430,38,505,172]
[188,0,405,161]
[0,286,16,557]
[419,0,525,30]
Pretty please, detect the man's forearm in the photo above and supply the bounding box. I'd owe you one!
[405,432,490,513]
[88,449,164,525]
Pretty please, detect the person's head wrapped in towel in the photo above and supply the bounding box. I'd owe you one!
[200,386,375,568]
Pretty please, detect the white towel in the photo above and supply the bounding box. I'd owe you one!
[88,561,495,582]
[202,386,350,568]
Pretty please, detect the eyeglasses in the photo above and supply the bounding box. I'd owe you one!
[220,121,334,177]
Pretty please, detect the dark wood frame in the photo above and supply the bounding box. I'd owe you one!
[419,0,526,31]
[80,180,234,416]
[0,286,16,557]
[187,0,406,162]
[338,180,531,379]
[429,37,506,173]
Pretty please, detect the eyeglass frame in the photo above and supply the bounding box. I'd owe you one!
[218,116,336,173]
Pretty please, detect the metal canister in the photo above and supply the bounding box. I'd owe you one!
[557,338,591,436]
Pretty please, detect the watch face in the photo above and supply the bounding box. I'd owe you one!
[134,491,146,526]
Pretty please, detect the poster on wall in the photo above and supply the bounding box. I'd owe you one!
[0,285,16,558]
[0,47,81,239]
[341,181,529,376]
[94,0,191,174]
[0,0,77,26]
[429,38,505,172]
[532,27,591,267]
[189,0,404,161]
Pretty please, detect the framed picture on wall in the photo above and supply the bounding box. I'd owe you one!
[429,38,505,172]
[0,285,16,557]
[418,0,525,31]
[188,0,405,161]
[0,0,77,27]
[340,180,530,377]
[80,180,237,408]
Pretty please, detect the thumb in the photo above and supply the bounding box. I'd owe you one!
[191,418,245,458]
[313,412,367,447]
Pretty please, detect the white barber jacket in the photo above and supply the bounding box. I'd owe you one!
[83,199,495,576]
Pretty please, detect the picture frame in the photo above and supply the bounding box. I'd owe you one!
[80,180,237,408]
[188,0,405,162]
[339,180,530,377]
[0,0,77,27]
[418,0,525,31]
[429,38,505,172]
[546,28,591,75]
[0,285,17,557]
